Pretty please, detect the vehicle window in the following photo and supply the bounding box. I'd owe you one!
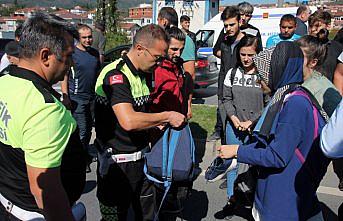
[104,46,130,64]
[195,30,214,48]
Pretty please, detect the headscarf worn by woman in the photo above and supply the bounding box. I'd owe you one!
[252,41,304,140]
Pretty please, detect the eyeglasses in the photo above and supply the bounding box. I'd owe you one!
[140,45,165,64]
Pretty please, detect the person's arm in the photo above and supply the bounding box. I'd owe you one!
[181,36,196,119]
[23,98,79,220]
[256,30,263,52]
[183,61,195,80]
[222,69,240,128]
[321,99,343,158]
[213,28,225,58]
[181,36,196,79]
[104,72,185,131]
[27,166,75,221]
[334,63,343,95]
[113,103,185,131]
[98,34,106,64]
[184,72,194,119]
[219,95,308,168]
[61,71,72,110]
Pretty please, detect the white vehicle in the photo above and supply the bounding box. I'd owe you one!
[196,6,316,60]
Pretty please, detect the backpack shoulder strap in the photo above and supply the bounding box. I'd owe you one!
[230,67,238,85]
[289,90,319,178]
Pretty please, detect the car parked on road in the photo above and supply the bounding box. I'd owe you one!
[0,38,14,60]
[104,43,219,89]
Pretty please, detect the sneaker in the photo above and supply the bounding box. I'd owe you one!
[219,180,227,189]
[207,131,221,141]
[205,157,237,182]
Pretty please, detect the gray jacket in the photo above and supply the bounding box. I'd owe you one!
[221,67,267,127]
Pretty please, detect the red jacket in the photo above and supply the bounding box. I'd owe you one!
[150,59,192,115]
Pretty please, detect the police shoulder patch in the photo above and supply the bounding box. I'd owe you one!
[109,74,124,85]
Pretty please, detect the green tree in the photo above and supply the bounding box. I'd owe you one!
[105,31,129,50]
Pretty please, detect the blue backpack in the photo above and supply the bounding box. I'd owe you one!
[144,124,196,218]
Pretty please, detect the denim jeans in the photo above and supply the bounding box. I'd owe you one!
[70,95,94,150]
[225,121,249,199]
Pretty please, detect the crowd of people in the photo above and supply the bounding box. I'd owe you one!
[0,1,342,221]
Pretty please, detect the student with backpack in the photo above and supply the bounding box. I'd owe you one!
[147,26,195,220]
[218,42,330,221]
[221,35,265,217]
[296,35,342,119]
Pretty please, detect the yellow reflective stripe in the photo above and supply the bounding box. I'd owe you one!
[96,58,150,99]
[95,59,122,97]
[121,65,150,99]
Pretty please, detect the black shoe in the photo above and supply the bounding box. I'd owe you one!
[223,201,235,220]
[219,180,227,189]
[214,201,236,219]
[207,131,221,141]
[339,179,343,191]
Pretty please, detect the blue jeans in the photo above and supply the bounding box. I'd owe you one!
[70,95,94,150]
[225,121,249,199]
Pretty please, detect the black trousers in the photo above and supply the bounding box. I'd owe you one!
[0,204,22,221]
[97,159,155,221]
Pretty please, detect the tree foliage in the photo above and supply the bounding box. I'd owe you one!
[105,31,129,50]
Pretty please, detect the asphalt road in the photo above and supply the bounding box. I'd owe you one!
[77,84,342,221]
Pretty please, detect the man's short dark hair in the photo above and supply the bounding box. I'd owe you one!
[19,12,78,60]
[280,14,296,24]
[296,5,309,16]
[166,27,185,42]
[133,24,169,48]
[95,20,105,32]
[221,6,240,22]
[180,15,190,23]
[5,41,20,57]
[158,7,178,27]
[308,10,332,27]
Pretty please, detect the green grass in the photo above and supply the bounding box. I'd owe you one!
[189,104,217,140]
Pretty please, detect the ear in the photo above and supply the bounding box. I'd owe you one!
[39,48,51,67]
[309,58,318,68]
[135,44,144,56]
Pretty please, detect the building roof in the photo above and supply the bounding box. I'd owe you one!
[52,10,89,20]
[0,16,26,22]
[15,7,47,14]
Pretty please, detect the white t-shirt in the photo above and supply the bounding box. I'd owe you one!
[0,53,11,72]
[338,51,343,63]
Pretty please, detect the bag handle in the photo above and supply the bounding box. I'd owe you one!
[162,127,170,180]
